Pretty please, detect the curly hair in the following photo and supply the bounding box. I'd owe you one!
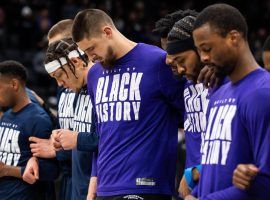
[0,60,27,84]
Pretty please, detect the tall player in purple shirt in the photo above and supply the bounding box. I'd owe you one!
[72,9,185,200]
[187,3,270,200]
[166,13,209,199]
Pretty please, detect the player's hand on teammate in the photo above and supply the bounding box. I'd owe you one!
[179,176,191,198]
[29,137,56,158]
[233,164,259,190]
[51,129,63,151]
[58,129,78,150]
[198,65,223,88]
[22,157,39,184]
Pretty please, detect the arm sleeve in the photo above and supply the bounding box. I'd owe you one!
[77,132,99,151]
[191,184,198,197]
[200,89,270,199]
[55,150,72,161]
[77,109,99,151]
[28,114,59,181]
[157,54,185,120]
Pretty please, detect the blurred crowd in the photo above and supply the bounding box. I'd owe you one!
[0,0,269,106]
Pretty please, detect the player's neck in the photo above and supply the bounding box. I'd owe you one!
[229,46,259,83]
[114,31,137,60]
[12,91,31,113]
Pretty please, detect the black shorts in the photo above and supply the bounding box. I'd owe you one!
[96,194,171,200]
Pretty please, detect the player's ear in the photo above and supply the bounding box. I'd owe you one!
[70,57,82,68]
[11,78,20,91]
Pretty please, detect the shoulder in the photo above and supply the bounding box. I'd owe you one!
[241,87,270,106]
[137,43,166,59]
[26,88,40,105]
[26,104,51,122]
[1,109,12,119]
[87,63,103,85]
[239,87,270,122]
[239,69,270,102]
[88,63,102,76]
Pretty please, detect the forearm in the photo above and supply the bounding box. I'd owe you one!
[88,176,97,197]
[3,165,22,178]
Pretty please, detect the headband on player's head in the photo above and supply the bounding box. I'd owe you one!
[45,49,85,73]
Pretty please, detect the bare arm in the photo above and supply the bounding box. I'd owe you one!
[0,161,21,179]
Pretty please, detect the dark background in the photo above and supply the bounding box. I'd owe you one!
[0,0,269,106]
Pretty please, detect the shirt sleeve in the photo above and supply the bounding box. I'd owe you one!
[91,152,98,177]
[191,184,198,197]
[77,109,99,152]
[55,150,72,161]
[199,187,248,200]
[77,132,99,152]
[28,113,59,181]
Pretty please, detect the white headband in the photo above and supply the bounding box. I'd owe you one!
[45,49,85,73]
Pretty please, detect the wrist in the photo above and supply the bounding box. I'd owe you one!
[5,165,22,178]
[31,156,39,163]
[192,168,200,182]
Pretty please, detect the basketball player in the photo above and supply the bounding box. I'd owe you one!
[0,60,58,199]
[72,8,185,200]
[28,19,75,200]
[187,3,270,199]
[165,12,208,198]
[45,38,98,200]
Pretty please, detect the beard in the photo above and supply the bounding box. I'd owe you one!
[204,62,229,77]
[213,63,234,77]
[100,46,117,70]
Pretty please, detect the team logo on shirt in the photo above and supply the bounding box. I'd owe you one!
[58,91,76,129]
[95,70,143,123]
[201,99,236,165]
[184,83,208,133]
[73,94,93,132]
[0,123,20,166]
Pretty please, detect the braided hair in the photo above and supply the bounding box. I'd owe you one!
[44,38,89,78]
[152,9,198,38]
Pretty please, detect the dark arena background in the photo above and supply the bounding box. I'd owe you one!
[0,0,269,106]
